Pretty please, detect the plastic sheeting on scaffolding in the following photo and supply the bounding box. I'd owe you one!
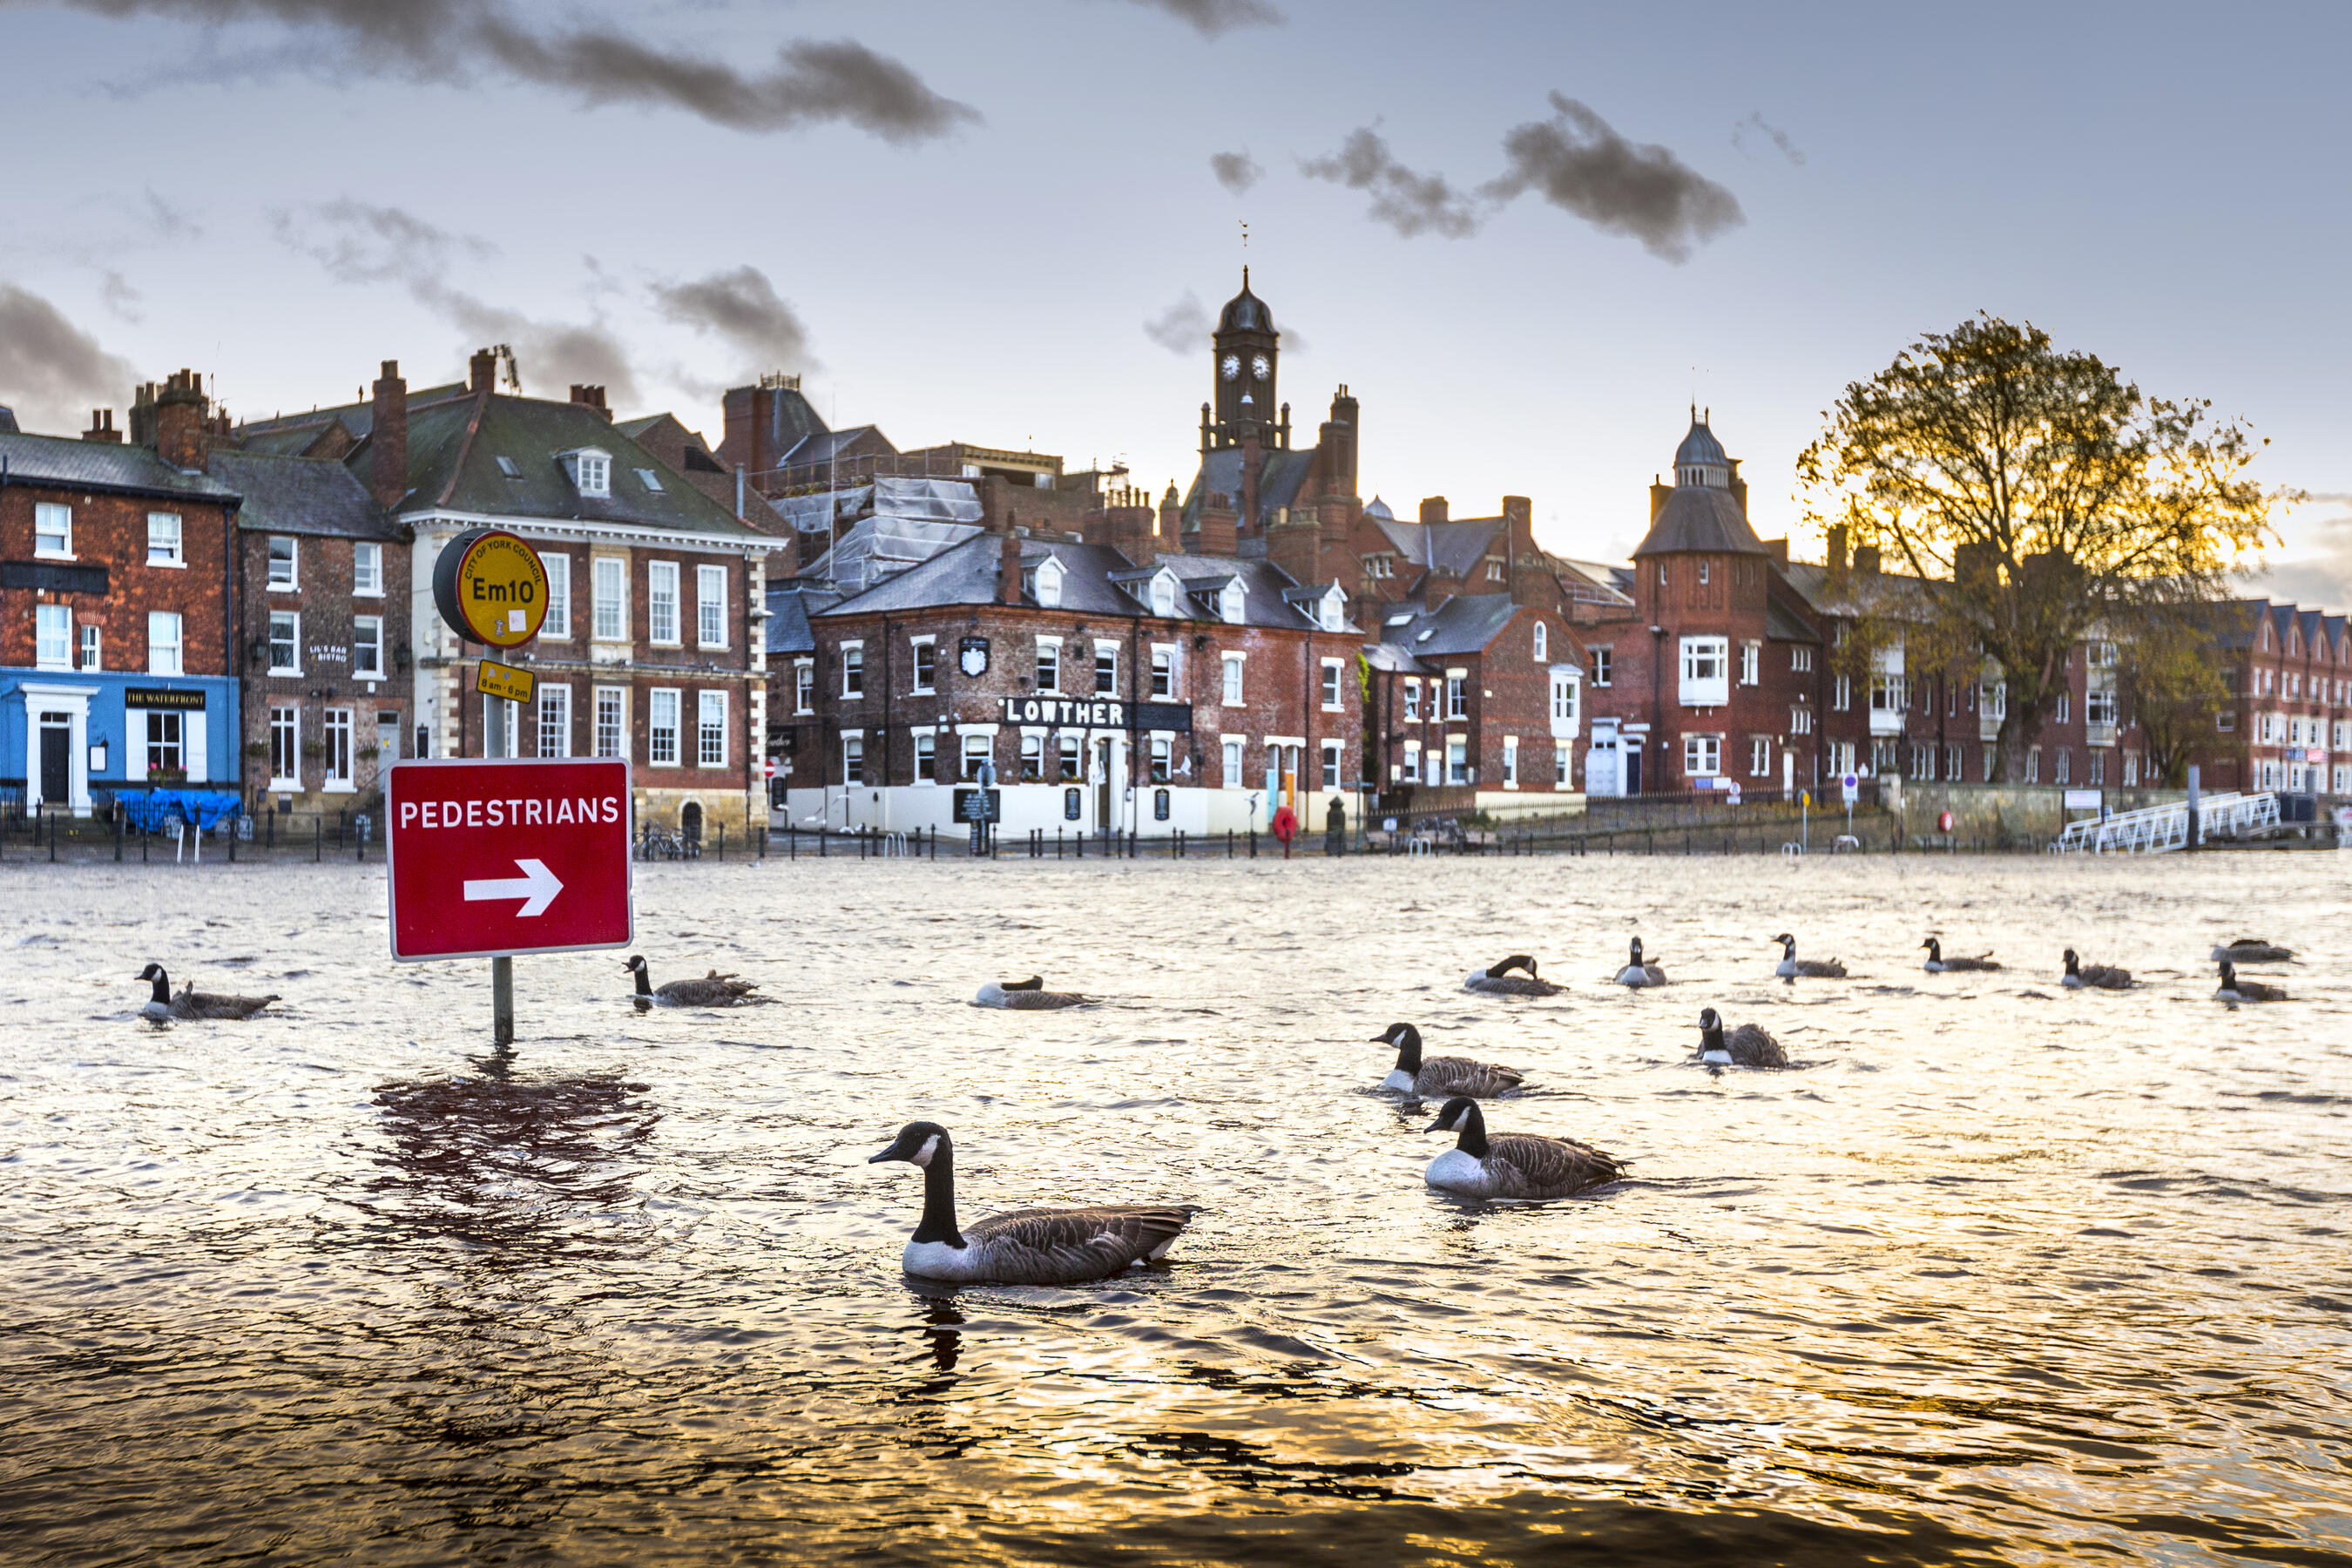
[794,476,988,593]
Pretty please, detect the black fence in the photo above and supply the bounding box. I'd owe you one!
[0,801,380,864]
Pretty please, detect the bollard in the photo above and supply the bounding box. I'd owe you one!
[491,955,514,1046]
[717,824,727,861]
[1248,827,1257,858]
[115,813,124,862]
[314,816,322,862]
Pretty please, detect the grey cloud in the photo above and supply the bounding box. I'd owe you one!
[0,284,139,435]
[30,1,977,143]
[2252,499,2352,610]
[100,269,144,322]
[651,265,816,375]
[141,187,204,239]
[1143,291,1210,355]
[1120,0,1282,37]
[1210,149,1261,194]
[1482,93,1743,262]
[274,199,639,404]
[1300,127,1480,239]
[1732,111,1805,166]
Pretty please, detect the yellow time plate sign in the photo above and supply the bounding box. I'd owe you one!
[433,527,549,648]
[474,659,537,704]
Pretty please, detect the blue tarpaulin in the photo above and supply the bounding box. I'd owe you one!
[120,790,245,834]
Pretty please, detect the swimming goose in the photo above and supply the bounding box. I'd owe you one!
[1613,937,1668,987]
[624,955,763,1007]
[2215,960,2287,1003]
[1421,1098,1622,1200]
[2060,949,2132,990]
[975,977,1091,1009]
[136,963,278,1021]
[867,1121,1200,1285]
[1370,1022,1525,1098]
[1772,934,1847,978]
[1695,1006,1788,1067]
[2212,938,2295,963]
[1463,955,1565,997]
[1921,937,2002,973]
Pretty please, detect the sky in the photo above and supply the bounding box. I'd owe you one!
[3,0,2349,605]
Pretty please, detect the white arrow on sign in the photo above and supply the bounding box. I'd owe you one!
[463,858,563,917]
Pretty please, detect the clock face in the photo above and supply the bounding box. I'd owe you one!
[1252,354,1270,382]
[1220,354,1240,382]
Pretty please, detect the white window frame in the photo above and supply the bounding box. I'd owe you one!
[1549,669,1578,727]
[539,552,571,639]
[594,686,626,759]
[1446,736,1469,785]
[267,535,299,590]
[35,502,72,558]
[1502,734,1519,788]
[697,564,727,649]
[647,561,681,646]
[1402,680,1422,721]
[146,610,184,677]
[322,707,355,790]
[1445,672,1467,721]
[537,682,573,758]
[794,659,815,713]
[1750,736,1771,777]
[1740,640,1760,686]
[267,610,301,675]
[1684,733,1722,777]
[1222,652,1246,706]
[352,539,382,597]
[648,687,681,767]
[1833,673,1853,711]
[841,641,864,699]
[916,731,938,783]
[35,605,71,669]
[962,732,992,782]
[1792,645,1813,672]
[698,690,727,767]
[1035,635,1062,694]
[78,624,101,671]
[1221,736,1245,788]
[565,449,612,498]
[592,557,628,641]
[1321,658,1345,712]
[269,705,301,786]
[1679,636,1729,706]
[910,635,937,694]
[1590,646,1612,686]
[841,733,865,786]
[1094,639,1120,696]
[1402,740,1421,781]
[1151,644,1176,699]
[1554,740,1571,787]
[147,511,184,566]
[1321,738,1342,789]
[1532,620,1548,661]
[353,615,385,679]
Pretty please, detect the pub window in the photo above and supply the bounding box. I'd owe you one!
[1035,638,1061,693]
[353,540,382,596]
[841,644,864,698]
[1058,733,1081,781]
[79,625,101,671]
[1096,642,1119,695]
[35,502,71,557]
[1152,645,1174,699]
[1017,733,1042,781]
[911,639,936,693]
[916,732,937,782]
[961,733,991,781]
[353,616,385,679]
[268,611,300,674]
[1150,735,1172,782]
[1321,659,1344,710]
[841,733,864,785]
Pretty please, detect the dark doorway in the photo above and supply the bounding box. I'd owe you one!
[1625,743,1644,796]
[38,713,70,805]
[680,801,703,844]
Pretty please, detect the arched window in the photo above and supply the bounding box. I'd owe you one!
[1532,621,1548,661]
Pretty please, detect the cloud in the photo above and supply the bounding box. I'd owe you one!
[1143,291,1210,355]
[0,284,139,435]
[1300,127,1481,239]
[140,186,205,240]
[274,199,640,404]
[1481,93,1744,262]
[1210,149,1261,194]
[651,266,816,376]
[30,1,978,144]
[100,269,144,323]
[1732,111,1805,166]
[1119,0,1282,37]
[2251,495,2352,610]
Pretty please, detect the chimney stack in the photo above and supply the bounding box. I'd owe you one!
[1854,544,1881,577]
[81,409,121,443]
[1826,524,1849,576]
[153,368,210,470]
[998,521,1024,606]
[1418,496,1449,525]
[470,348,499,394]
[369,360,408,509]
[569,384,611,419]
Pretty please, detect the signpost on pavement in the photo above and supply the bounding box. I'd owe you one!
[1840,771,1859,839]
[386,756,634,1044]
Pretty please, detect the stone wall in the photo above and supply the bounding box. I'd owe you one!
[1887,778,2193,848]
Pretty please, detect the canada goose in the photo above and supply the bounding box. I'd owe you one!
[1463,955,1565,997]
[1370,1023,1525,1098]
[2060,949,2132,990]
[1421,1098,1622,1200]
[2215,960,2288,1003]
[867,1121,1200,1284]
[1772,934,1847,978]
[624,955,762,1007]
[974,977,1090,1009]
[1613,937,1668,987]
[1695,1006,1787,1067]
[136,963,278,1021]
[2212,939,2295,963]
[1921,937,2002,973]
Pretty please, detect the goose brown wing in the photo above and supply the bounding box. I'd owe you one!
[1001,990,1088,1010]
[174,989,279,1019]
[1727,1024,1788,1067]
[1416,1056,1524,1096]
[1797,958,1847,977]
[2239,978,2288,1002]
[1950,955,2002,970]
[1473,976,1563,997]
[2086,964,2132,989]
[1485,1134,1622,1199]
[964,1205,1200,1283]
[659,975,760,1006]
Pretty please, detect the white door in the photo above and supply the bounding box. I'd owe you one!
[1586,722,1621,798]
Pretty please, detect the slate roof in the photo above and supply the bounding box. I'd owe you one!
[1180,443,1321,531]
[1674,416,1728,468]
[206,450,402,539]
[783,427,885,467]
[0,429,238,502]
[1218,272,1274,334]
[1765,597,1818,643]
[1370,514,1506,578]
[815,533,1352,631]
[1632,483,1767,556]
[760,584,841,656]
[238,383,470,450]
[1373,592,1522,659]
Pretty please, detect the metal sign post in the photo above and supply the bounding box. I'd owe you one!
[1841,772,1858,839]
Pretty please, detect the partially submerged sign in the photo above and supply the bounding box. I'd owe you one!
[385,757,633,961]
[434,528,549,648]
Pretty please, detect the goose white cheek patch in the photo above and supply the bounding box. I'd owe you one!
[911,1134,941,1167]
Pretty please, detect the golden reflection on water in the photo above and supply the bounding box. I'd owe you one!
[0,854,2347,1565]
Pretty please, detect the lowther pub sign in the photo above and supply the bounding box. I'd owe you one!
[997,696,1193,732]
[959,637,990,677]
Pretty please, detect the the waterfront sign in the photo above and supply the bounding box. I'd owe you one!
[384,757,633,962]
[997,696,1193,732]
[432,527,550,649]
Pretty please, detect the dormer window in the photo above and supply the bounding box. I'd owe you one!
[1220,581,1246,625]
[559,448,612,498]
[1318,585,1345,632]
[1151,572,1177,618]
[1027,556,1065,609]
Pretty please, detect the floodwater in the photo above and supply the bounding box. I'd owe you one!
[3,852,2349,1566]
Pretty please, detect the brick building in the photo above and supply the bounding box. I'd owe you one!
[2193,600,2349,795]
[0,386,241,813]
[1363,593,1585,815]
[238,354,780,837]
[780,524,1363,837]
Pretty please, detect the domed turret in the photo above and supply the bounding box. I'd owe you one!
[1219,267,1274,334]
[1673,407,1732,489]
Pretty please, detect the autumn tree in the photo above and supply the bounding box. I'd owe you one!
[2118,608,2232,787]
[1798,316,2280,781]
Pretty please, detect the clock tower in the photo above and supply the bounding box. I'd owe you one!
[1204,267,1284,453]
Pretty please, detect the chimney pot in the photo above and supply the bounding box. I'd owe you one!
[370,358,409,509]
[470,348,497,394]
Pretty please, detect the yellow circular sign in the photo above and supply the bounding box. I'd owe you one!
[433,528,550,649]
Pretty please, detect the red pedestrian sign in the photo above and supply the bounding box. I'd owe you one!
[385,757,634,962]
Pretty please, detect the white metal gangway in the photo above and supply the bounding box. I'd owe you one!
[2051,792,2281,855]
